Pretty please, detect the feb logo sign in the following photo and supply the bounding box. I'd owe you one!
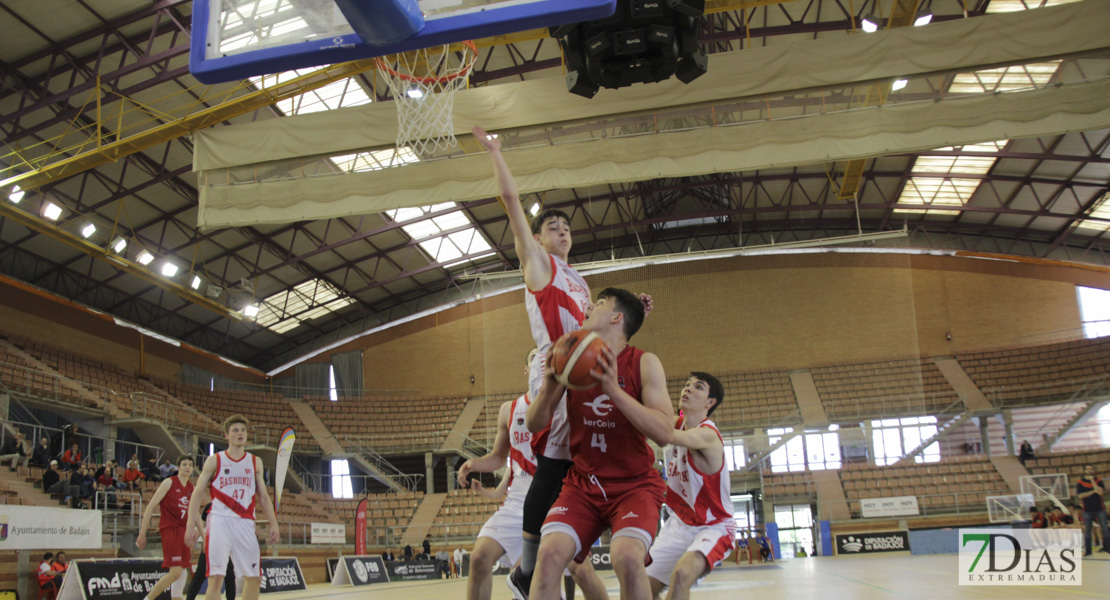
[959,528,1081,586]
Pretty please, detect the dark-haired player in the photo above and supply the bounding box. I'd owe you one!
[473,126,610,600]
[529,287,674,600]
[646,373,735,600]
[137,455,201,600]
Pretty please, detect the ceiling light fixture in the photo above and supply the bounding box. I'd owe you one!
[191,275,202,290]
[914,11,933,26]
[8,185,24,204]
[111,236,127,254]
[861,14,880,33]
[161,262,179,277]
[243,304,260,317]
[529,203,540,216]
[892,78,908,91]
[81,223,96,238]
[43,202,62,221]
[137,250,154,265]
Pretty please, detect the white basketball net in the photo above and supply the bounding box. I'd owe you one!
[376,42,476,157]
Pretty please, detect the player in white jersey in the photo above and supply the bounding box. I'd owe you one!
[473,126,609,600]
[185,415,280,600]
[647,373,735,600]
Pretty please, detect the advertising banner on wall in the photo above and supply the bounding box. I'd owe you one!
[835,531,911,555]
[58,559,171,600]
[311,523,346,544]
[0,505,102,550]
[861,496,920,518]
[384,559,441,581]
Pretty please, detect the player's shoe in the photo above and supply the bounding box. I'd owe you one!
[506,566,530,600]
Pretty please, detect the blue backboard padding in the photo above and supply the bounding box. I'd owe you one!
[336,0,425,47]
[190,0,617,84]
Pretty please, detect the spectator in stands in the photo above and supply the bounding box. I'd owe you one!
[435,548,450,578]
[453,547,466,578]
[403,544,413,561]
[755,529,774,562]
[69,464,95,508]
[61,443,81,471]
[37,552,62,592]
[43,460,80,508]
[96,465,122,507]
[159,459,178,480]
[1018,440,1035,466]
[1049,506,1075,527]
[127,453,140,470]
[1077,464,1110,556]
[381,548,395,561]
[0,431,29,469]
[122,462,145,490]
[422,534,432,559]
[142,457,161,482]
[51,552,68,577]
[31,436,52,468]
[1029,506,1047,528]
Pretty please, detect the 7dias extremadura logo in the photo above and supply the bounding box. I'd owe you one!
[959,529,1082,586]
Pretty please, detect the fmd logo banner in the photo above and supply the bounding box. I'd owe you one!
[959,528,1081,586]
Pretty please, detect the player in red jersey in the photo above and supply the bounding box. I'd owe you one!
[528,287,674,600]
[185,416,280,600]
[137,455,201,600]
[473,125,609,600]
[646,373,736,600]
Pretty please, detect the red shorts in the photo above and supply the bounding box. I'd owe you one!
[160,526,192,568]
[541,468,665,564]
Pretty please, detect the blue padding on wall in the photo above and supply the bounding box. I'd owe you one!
[335,0,424,47]
[908,524,1011,555]
[820,520,832,557]
[766,522,782,560]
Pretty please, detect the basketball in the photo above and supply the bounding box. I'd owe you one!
[550,330,609,390]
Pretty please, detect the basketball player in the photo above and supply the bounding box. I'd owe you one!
[457,350,605,600]
[137,455,200,600]
[529,287,674,600]
[472,125,611,600]
[646,373,735,600]
[185,416,280,600]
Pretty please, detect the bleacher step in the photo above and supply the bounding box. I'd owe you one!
[400,492,447,546]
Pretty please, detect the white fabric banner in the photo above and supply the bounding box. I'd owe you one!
[0,505,102,549]
[311,523,346,544]
[192,0,1110,172]
[861,495,920,518]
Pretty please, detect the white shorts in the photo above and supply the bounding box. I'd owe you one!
[205,514,261,578]
[645,514,735,585]
[477,478,531,568]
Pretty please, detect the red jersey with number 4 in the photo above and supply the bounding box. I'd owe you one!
[210,451,256,520]
[159,476,194,530]
[664,417,734,527]
[566,345,654,479]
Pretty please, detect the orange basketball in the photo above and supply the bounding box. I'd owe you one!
[551,330,608,390]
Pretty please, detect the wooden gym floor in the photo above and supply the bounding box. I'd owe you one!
[274,553,1110,600]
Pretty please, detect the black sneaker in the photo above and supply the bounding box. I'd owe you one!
[506,566,530,600]
[1083,552,1092,557]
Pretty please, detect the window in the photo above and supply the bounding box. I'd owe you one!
[723,440,746,471]
[767,428,840,472]
[1099,404,1110,447]
[248,69,372,115]
[731,493,754,532]
[386,202,495,264]
[870,417,940,465]
[330,459,353,499]
[774,504,814,559]
[255,278,356,335]
[1075,193,1110,232]
[1077,286,1110,339]
[895,141,1007,215]
[329,365,338,402]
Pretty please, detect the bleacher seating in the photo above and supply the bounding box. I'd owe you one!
[309,394,468,453]
[469,393,517,448]
[669,369,799,430]
[811,357,960,420]
[1026,447,1110,480]
[839,456,1010,515]
[316,492,423,542]
[957,337,1110,406]
[428,488,502,541]
[762,471,817,497]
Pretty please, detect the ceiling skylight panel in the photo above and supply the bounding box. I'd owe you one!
[1076,193,1110,231]
[985,0,1082,13]
[949,62,1061,94]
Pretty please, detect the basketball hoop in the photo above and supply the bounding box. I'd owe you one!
[375,41,478,157]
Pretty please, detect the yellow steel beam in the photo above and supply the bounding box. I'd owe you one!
[2,59,378,192]
[0,200,246,321]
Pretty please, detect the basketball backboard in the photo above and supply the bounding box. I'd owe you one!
[1020,472,1071,511]
[190,0,617,83]
[986,494,1035,524]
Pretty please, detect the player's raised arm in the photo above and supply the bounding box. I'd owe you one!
[595,349,674,446]
[254,455,281,545]
[457,401,513,487]
[670,423,723,451]
[472,125,552,290]
[185,454,217,547]
[472,474,511,501]
[527,357,565,433]
[136,477,174,549]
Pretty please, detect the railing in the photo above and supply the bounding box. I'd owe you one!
[1016,322,1110,346]
[2,417,166,467]
[985,374,1110,409]
[337,431,446,456]
[825,488,1013,519]
[822,390,967,422]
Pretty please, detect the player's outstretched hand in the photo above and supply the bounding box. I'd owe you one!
[589,346,619,394]
[456,460,473,488]
[136,531,147,549]
[472,126,501,152]
[638,293,654,317]
[268,524,280,545]
[185,529,198,548]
